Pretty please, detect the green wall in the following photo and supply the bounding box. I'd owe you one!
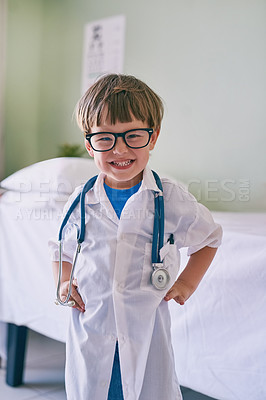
[4,0,86,170]
[3,0,266,211]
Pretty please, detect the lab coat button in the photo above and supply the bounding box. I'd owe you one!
[116,282,124,291]
[100,380,108,388]
[120,335,126,344]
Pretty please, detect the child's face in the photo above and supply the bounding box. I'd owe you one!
[85,116,159,189]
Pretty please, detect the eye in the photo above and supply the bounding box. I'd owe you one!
[128,133,143,139]
[126,130,146,140]
[94,134,113,143]
[127,133,141,139]
[96,136,112,142]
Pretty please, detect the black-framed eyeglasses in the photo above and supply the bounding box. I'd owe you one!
[85,128,154,152]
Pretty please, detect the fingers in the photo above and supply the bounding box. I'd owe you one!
[60,281,85,312]
[164,288,174,302]
[164,287,186,305]
[164,293,185,305]
[70,286,86,312]
[173,296,185,306]
[73,278,78,287]
[164,279,193,305]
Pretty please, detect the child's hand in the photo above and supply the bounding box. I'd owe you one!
[164,247,218,305]
[164,279,194,305]
[60,278,85,313]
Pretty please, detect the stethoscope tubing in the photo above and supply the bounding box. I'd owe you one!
[55,171,165,307]
[55,241,80,307]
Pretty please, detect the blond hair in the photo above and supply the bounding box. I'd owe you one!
[76,74,164,133]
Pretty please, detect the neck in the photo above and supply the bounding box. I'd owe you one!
[104,172,143,189]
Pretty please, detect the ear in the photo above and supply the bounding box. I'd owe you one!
[84,138,94,157]
[149,128,160,151]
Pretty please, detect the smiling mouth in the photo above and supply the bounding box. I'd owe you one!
[110,160,134,167]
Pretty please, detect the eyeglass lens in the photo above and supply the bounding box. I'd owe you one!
[90,130,151,151]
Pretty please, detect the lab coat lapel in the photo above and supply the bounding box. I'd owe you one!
[84,172,119,225]
[82,167,160,226]
[140,167,161,193]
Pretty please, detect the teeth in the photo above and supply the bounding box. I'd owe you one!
[112,160,132,166]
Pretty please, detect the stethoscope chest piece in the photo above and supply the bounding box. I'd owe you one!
[151,265,170,290]
[56,170,170,306]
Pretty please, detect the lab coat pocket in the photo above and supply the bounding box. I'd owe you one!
[140,242,180,298]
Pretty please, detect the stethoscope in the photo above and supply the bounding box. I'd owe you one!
[55,171,170,307]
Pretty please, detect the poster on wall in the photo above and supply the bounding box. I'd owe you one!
[81,15,126,94]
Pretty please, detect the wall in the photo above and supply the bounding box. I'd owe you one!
[3,0,266,211]
[4,0,84,171]
[0,0,7,180]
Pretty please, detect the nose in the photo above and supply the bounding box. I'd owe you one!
[113,137,128,154]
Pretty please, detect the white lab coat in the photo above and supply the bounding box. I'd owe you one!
[49,166,222,400]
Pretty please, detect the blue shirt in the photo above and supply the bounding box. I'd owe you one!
[104,181,142,218]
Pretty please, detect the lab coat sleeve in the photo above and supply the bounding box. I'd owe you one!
[48,186,83,263]
[184,200,223,256]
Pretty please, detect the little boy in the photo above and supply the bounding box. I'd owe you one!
[49,74,222,400]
